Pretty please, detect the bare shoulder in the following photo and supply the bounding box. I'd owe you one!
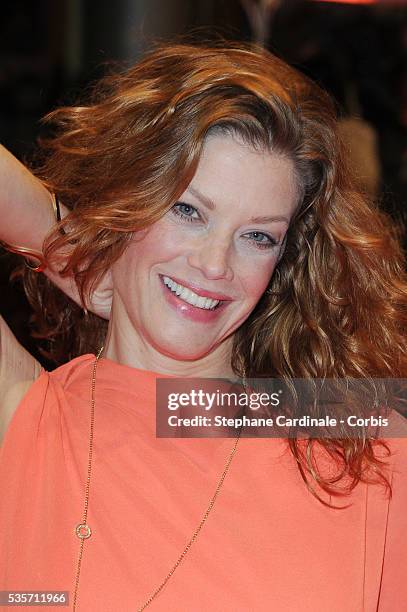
[0,315,42,445]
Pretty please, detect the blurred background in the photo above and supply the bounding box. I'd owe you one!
[1,0,406,365]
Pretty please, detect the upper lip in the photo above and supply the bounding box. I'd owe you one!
[161,274,233,301]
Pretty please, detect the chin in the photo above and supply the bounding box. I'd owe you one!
[150,337,216,362]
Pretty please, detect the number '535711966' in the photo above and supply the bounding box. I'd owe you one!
[0,591,69,606]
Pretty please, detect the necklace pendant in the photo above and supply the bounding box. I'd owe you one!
[75,523,92,540]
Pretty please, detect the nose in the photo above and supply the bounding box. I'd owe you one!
[187,233,234,281]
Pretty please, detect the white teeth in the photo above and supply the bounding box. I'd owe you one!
[162,276,220,310]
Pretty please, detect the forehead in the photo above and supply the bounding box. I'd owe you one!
[187,133,299,219]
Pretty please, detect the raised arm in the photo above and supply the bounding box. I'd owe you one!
[0,145,111,444]
[0,144,112,317]
[0,144,59,252]
[0,146,53,444]
[0,314,42,446]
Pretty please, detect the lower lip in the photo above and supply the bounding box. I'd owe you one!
[159,276,230,323]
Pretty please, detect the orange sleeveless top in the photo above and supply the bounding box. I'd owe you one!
[1,354,406,611]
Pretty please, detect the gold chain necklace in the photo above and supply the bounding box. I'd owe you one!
[72,348,243,611]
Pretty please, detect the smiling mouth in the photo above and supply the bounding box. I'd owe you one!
[162,275,222,310]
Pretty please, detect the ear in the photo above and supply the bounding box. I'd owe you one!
[89,268,114,320]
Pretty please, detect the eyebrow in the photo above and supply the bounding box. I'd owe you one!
[186,185,290,226]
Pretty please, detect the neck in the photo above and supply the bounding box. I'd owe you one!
[102,298,236,379]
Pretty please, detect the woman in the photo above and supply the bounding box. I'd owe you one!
[0,42,406,611]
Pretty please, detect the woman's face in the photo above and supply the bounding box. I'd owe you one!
[111,133,299,364]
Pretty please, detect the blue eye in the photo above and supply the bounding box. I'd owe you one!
[171,202,200,222]
[170,202,280,249]
[244,231,279,250]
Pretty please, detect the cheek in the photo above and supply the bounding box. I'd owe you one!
[239,256,278,302]
[115,224,181,280]
[132,223,182,262]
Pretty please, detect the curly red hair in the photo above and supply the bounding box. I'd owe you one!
[18,41,407,506]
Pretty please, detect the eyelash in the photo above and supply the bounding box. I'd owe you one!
[171,202,279,250]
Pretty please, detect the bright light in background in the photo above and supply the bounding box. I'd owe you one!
[313,0,407,4]
[314,1,376,3]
